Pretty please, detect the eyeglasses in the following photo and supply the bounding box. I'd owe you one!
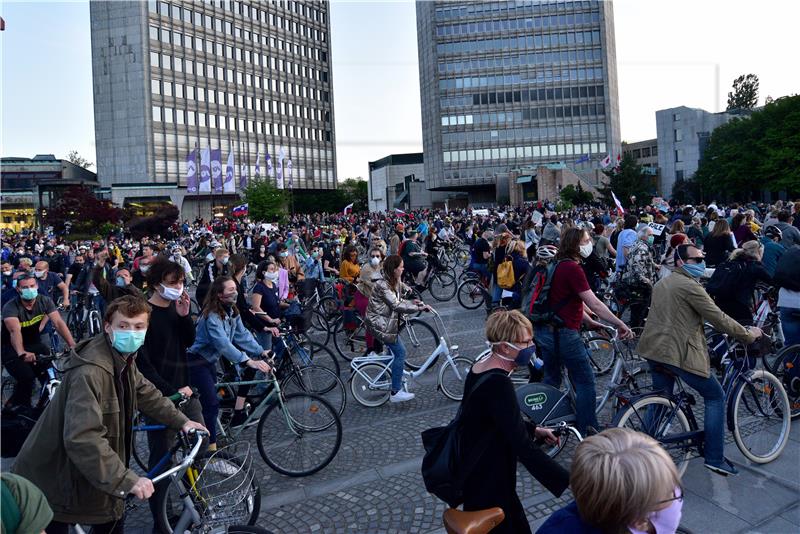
[656,487,684,505]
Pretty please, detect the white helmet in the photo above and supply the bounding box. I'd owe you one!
[536,245,558,260]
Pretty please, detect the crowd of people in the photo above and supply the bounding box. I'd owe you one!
[1,196,799,533]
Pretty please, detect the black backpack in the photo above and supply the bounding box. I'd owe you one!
[705,260,748,297]
[420,373,493,507]
[526,260,570,327]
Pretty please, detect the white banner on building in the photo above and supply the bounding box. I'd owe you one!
[199,146,211,193]
[223,145,235,193]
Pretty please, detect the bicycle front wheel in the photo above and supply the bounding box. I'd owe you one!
[730,369,791,464]
[438,356,474,401]
[350,362,392,407]
[281,364,347,417]
[612,395,694,476]
[398,318,440,370]
[457,279,485,310]
[332,316,368,362]
[585,336,616,376]
[256,393,342,477]
[429,269,457,301]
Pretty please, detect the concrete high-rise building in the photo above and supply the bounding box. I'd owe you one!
[416,0,620,204]
[90,0,336,218]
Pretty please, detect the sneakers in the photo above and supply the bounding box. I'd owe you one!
[390,390,415,403]
[705,458,739,476]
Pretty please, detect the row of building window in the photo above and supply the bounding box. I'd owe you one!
[439,66,604,91]
[151,80,331,123]
[441,103,606,127]
[442,141,608,164]
[149,52,331,104]
[442,122,608,146]
[152,106,332,142]
[436,10,599,37]
[437,30,602,56]
[453,84,606,109]
[153,135,334,164]
[438,47,602,74]
[149,26,328,80]
[151,1,327,43]
[435,1,598,21]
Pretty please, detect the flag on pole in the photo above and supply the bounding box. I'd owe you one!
[343,203,354,215]
[223,146,235,193]
[600,154,612,168]
[286,160,293,189]
[232,203,249,217]
[265,152,273,178]
[240,162,248,190]
[185,149,198,192]
[611,191,625,216]
[199,146,211,192]
[614,154,622,170]
[254,149,261,179]
[395,208,406,215]
[574,154,590,165]
[210,149,223,193]
[276,160,284,189]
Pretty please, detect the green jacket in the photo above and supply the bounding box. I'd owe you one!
[638,269,757,378]
[12,334,188,524]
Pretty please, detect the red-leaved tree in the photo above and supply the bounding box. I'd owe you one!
[45,185,124,234]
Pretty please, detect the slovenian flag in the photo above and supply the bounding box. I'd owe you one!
[232,203,249,217]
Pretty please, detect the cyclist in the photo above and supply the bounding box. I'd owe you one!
[1,274,76,409]
[469,230,493,281]
[33,260,69,308]
[399,230,428,287]
[774,245,800,346]
[355,247,385,355]
[364,255,430,403]
[614,214,639,273]
[92,250,138,302]
[187,276,272,449]
[638,243,762,476]
[706,240,771,326]
[195,247,230,306]
[12,295,207,534]
[759,225,785,277]
[618,225,658,329]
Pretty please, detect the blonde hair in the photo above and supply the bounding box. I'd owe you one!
[570,428,680,534]
[730,239,763,261]
[485,309,532,344]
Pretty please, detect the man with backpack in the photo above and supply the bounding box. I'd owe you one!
[526,228,632,436]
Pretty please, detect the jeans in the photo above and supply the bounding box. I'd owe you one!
[648,361,726,465]
[491,279,503,305]
[384,338,407,392]
[779,307,800,347]
[188,356,220,444]
[255,329,273,351]
[534,326,598,435]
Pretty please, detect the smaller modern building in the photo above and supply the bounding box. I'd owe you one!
[367,153,464,212]
[622,138,659,195]
[0,155,100,231]
[656,106,750,197]
[507,163,601,208]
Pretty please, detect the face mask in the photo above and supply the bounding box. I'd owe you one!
[221,256,230,265]
[110,329,147,354]
[312,251,319,258]
[493,342,540,367]
[629,488,683,534]
[2,270,11,276]
[223,291,238,304]
[647,235,655,246]
[160,283,183,301]
[20,287,38,300]
[116,276,126,287]
[279,251,288,258]
[370,257,380,267]
[34,270,46,279]
[579,242,593,258]
[682,261,706,278]
[265,271,279,282]
[335,248,341,254]
[140,265,150,273]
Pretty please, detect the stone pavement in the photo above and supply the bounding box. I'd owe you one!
[4,287,799,533]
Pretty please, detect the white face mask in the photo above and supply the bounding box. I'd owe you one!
[579,243,593,258]
[34,270,46,279]
[370,257,380,267]
[265,271,279,282]
[160,283,183,301]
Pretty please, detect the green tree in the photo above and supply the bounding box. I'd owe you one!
[598,153,654,208]
[242,178,288,221]
[560,183,594,205]
[66,150,94,169]
[670,178,702,205]
[695,94,800,198]
[726,74,759,111]
[339,178,368,212]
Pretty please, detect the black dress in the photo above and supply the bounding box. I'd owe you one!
[459,369,570,534]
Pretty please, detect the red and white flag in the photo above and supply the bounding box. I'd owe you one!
[343,203,354,215]
[611,191,625,215]
[601,154,612,168]
[395,208,406,215]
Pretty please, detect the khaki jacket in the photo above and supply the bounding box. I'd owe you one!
[364,279,418,343]
[12,334,188,524]
[638,269,757,378]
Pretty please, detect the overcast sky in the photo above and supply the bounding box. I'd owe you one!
[2,0,798,181]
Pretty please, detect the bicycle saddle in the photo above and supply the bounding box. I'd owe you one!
[443,508,505,534]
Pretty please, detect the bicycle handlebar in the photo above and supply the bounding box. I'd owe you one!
[150,430,208,485]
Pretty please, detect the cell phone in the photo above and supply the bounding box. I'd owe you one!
[254,311,268,316]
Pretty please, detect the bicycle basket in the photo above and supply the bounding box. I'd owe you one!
[191,442,260,528]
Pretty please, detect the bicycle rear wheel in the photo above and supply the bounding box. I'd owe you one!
[256,393,342,477]
[766,344,800,419]
[289,339,341,377]
[281,364,346,417]
[730,369,791,463]
[438,356,474,401]
[457,279,485,310]
[332,316,368,362]
[350,362,392,407]
[429,269,457,301]
[612,395,694,475]
[398,318,439,370]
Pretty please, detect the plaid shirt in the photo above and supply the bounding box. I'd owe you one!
[622,239,659,287]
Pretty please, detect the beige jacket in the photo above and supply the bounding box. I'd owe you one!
[638,269,757,378]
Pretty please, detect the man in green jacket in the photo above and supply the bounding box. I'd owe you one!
[12,295,207,532]
[638,244,762,477]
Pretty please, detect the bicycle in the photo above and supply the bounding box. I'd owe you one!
[78,430,268,534]
[612,336,791,475]
[65,291,102,342]
[402,263,457,302]
[515,326,652,457]
[456,270,490,311]
[766,343,800,419]
[349,309,473,405]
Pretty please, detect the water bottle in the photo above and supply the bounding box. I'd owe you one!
[532,356,544,370]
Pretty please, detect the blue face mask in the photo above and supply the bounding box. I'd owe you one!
[116,276,126,287]
[682,261,706,278]
[20,287,38,300]
[110,329,147,354]
[495,342,538,367]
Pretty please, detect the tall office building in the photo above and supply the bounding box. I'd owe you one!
[90,0,336,218]
[416,0,620,203]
